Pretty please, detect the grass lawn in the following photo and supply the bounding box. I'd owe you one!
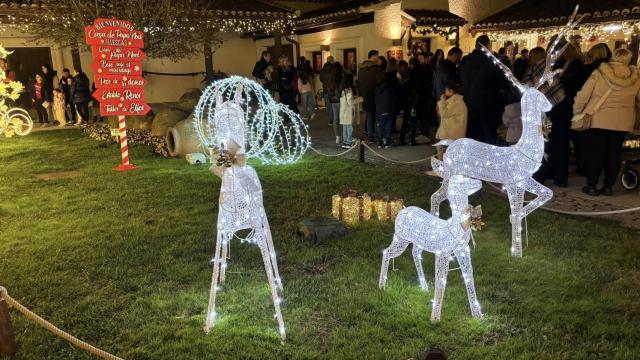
[1,130,639,360]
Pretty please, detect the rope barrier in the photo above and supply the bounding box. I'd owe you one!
[484,182,640,216]
[0,287,124,360]
[360,143,431,164]
[309,144,357,157]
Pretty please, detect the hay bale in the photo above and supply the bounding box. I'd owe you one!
[150,108,189,137]
[175,88,202,113]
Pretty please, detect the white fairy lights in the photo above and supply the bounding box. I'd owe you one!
[196,77,307,340]
[380,175,484,322]
[194,76,310,165]
[429,7,585,257]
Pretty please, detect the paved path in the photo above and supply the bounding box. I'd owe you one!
[305,107,640,229]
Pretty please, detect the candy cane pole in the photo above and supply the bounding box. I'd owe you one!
[114,115,139,171]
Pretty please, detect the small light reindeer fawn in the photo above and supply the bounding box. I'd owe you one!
[430,7,583,257]
[380,175,483,322]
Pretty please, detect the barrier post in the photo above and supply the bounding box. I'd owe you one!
[113,115,139,172]
[0,293,16,358]
[358,138,365,163]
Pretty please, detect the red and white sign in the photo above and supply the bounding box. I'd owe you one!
[92,46,145,62]
[100,101,151,117]
[86,18,149,171]
[95,75,146,89]
[93,88,145,103]
[91,60,143,76]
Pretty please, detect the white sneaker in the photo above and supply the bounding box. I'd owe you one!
[310,113,316,121]
[336,136,340,144]
[425,170,440,177]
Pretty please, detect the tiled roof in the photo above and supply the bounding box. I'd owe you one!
[405,9,467,27]
[295,0,385,27]
[473,0,640,31]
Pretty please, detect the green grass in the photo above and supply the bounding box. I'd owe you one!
[0,130,639,359]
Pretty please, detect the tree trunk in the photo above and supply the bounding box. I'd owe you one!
[204,42,214,84]
[630,29,639,67]
[71,46,82,71]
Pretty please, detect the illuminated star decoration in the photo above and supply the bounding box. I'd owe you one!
[194,76,310,165]
[430,7,582,257]
[380,175,484,322]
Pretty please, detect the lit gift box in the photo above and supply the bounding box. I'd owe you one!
[372,196,404,222]
[332,190,372,225]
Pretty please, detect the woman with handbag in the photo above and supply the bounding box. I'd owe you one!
[573,48,640,196]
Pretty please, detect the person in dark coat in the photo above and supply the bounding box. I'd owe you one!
[397,60,416,145]
[252,51,271,85]
[459,35,509,144]
[435,47,462,100]
[70,67,91,124]
[59,68,76,124]
[357,50,384,141]
[320,56,335,125]
[513,49,529,81]
[542,44,584,187]
[375,69,398,148]
[412,52,436,140]
[276,55,298,114]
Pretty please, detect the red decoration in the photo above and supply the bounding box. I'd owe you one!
[95,75,146,89]
[92,88,145,103]
[100,101,151,117]
[91,60,143,76]
[92,46,145,62]
[86,18,149,171]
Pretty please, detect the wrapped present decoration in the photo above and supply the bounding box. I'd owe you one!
[332,190,372,225]
[372,196,404,222]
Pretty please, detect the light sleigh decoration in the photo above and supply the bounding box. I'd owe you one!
[430,8,582,258]
[380,175,484,322]
[195,76,310,340]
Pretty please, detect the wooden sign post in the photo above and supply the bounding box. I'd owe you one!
[0,298,16,358]
[85,18,150,171]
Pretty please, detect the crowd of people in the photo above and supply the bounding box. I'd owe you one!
[7,62,96,127]
[252,35,640,196]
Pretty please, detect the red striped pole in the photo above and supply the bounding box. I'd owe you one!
[113,115,139,171]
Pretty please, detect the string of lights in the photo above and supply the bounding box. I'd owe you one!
[380,175,484,322]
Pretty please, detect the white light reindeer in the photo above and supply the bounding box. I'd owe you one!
[380,175,483,322]
[430,8,583,257]
[203,95,286,339]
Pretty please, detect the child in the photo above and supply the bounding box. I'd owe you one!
[502,90,522,145]
[339,76,362,149]
[435,80,467,159]
[53,88,66,126]
[297,68,314,121]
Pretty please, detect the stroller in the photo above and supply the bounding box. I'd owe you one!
[621,131,640,190]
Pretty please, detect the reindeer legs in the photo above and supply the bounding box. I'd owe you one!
[379,235,410,289]
[454,247,483,319]
[412,245,428,291]
[257,232,286,340]
[505,184,526,257]
[262,217,283,290]
[431,253,450,322]
[205,231,230,333]
[521,177,553,217]
[430,180,449,216]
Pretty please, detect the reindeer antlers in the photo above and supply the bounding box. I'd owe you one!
[536,5,584,88]
[479,44,526,93]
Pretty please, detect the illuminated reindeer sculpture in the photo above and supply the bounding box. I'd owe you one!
[196,81,292,340]
[431,8,582,257]
[380,175,484,322]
